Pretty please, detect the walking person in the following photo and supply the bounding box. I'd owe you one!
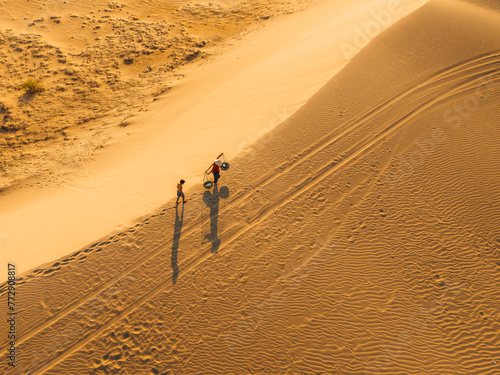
[176,179,187,205]
[208,153,224,185]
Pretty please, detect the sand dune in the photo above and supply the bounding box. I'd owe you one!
[1,0,500,373]
[0,0,314,191]
[0,0,426,280]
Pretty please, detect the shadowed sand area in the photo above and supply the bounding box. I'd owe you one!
[1,0,500,373]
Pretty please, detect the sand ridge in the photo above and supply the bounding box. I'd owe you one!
[0,0,428,279]
[0,0,499,373]
[0,0,317,193]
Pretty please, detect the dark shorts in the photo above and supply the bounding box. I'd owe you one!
[177,191,184,198]
[213,172,220,183]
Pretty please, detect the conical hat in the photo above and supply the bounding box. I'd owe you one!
[214,159,222,166]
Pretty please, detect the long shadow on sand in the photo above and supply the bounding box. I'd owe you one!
[171,204,184,284]
[203,185,230,253]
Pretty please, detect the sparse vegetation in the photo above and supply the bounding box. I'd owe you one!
[21,78,45,93]
[0,0,306,191]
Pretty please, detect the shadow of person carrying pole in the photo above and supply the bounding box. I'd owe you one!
[203,185,230,254]
[171,204,184,284]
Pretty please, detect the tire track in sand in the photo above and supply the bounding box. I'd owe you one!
[6,51,500,374]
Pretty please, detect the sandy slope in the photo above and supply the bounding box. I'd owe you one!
[1,0,499,373]
[0,0,426,279]
[0,0,279,188]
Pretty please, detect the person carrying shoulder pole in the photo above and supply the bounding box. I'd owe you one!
[208,153,223,185]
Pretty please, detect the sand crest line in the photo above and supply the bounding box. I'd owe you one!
[218,72,500,251]
[2,50,499,365]
[224,49,500,209]
[20,59,500,374]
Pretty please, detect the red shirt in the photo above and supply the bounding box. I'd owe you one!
[210,164,220,173]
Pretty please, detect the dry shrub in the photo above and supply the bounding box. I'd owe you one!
[21,78,45,93]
